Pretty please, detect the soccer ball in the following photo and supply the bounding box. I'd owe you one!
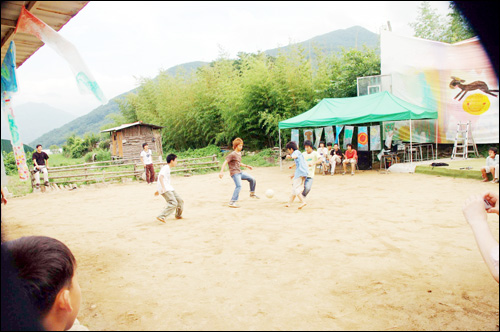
[265,189,274,199]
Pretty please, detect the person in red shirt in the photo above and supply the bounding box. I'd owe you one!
[342,143,358,175]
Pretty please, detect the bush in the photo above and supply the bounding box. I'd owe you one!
[2,151,18,175]
[83,149,111,162]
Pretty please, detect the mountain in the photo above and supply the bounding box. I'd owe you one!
[30,26,379,147]
[265,26,379,57]
[1,102,76,145]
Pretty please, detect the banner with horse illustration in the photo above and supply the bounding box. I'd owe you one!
[381,31,499,143]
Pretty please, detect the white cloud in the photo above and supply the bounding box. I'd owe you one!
[12,1,452,116]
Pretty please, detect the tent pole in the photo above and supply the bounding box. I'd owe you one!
[410,119,413,167]
[279,129,282,171]
[435,119,438,160]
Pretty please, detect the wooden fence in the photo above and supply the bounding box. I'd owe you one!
[30,154,219,189]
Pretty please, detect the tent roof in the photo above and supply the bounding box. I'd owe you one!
[278,91,437,129]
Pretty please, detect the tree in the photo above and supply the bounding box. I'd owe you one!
[409,1,475,43]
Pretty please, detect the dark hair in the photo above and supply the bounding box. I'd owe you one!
[327,142,332,147]
[319,141,325,146]
[333,143,339,147]
[346,143,353,148]
[489,147,498,154]
[5,236,76,317]
[285,141,298,151]
[142,143,148,148]
[36,144,42,149]
[166,153,177,163]
[304,140,313,148]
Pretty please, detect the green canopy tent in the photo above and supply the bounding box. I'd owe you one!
[278,91,438,169]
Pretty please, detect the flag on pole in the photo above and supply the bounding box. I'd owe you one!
[314,127,323,148]
[335,126,343,145]
[343,126,354,149]
[291,129,299,147]
[15,7,107,104]
[357,126,368,151]
[370,125,381,151]
[324,126,334,144]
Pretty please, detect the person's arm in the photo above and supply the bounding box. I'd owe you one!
[241,162,253,170]
[219,159,228,179]
[353,150,358,160]
[462,194,499,283]
[45,155,49,169]
[1,188,6,205]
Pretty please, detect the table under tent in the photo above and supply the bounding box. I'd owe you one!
[278,91,438,170]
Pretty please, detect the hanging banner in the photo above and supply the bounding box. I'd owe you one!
[1,41,29,181]
[383,122,395,148]
[314,127,323,148]
[2,92,30,181]
[324,126,334,144]
[303,129,313,144]
[291,129,299,147]
[381,31,498,143]
[15,7,107,104]
[335,125,343,145]
[370,125,381,151]
[357,127,369,151]
[343,126,354,149]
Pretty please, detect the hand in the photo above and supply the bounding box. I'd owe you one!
[484,191,499,215]
[1,197,6,205]
[219,172,224,179]
[289,165,293,169]
[290,175,294,179]
[285,155,291,159]
[462,194,487,227]
[247,165,253,170]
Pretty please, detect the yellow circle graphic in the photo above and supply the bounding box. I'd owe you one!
[462,93,490,115]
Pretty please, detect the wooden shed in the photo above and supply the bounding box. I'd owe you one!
[101,121,164,160]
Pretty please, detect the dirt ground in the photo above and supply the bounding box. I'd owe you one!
[2,164,499,331]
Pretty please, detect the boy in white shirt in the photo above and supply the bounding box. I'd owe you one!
[140,143,155,184]
[481,147,499,183]
[156,154,183,223]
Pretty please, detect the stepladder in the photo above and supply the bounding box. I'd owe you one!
[451,121,479,160]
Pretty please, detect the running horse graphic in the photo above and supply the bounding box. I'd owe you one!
[449,76,499,101]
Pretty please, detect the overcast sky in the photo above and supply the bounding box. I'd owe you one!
[12,1,451,116]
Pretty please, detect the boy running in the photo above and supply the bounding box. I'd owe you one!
[156,153,184,223]
[285,141,308,209]
[219,138,259,208]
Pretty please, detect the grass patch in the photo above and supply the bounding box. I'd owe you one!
[414,157,488,180]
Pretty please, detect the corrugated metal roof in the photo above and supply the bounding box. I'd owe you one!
[1,1,89,67]
[101,121,164,133]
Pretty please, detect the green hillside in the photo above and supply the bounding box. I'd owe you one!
[1,139,34,154]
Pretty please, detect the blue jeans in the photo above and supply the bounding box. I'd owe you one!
[230,172,256,202]
[302,177,313,197]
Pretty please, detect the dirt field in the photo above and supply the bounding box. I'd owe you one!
[2,164,499,331]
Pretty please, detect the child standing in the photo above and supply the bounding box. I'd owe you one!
[219,138,259,208]
[140,143,155,184]
[156,153,184,223]
[285,141,308,209]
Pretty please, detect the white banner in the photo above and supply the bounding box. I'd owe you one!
[381,31,498,143]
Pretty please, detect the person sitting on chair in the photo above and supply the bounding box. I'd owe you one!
[329,143,343,175]
[317,141,329,175]
[480,147,499,183]
[342,144,357,176]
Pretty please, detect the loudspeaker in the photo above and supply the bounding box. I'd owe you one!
[357,151,372,170]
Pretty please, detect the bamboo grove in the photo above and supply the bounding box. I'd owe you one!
[117,45,380,151]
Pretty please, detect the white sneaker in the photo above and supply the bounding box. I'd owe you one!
[228,202,240,208]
